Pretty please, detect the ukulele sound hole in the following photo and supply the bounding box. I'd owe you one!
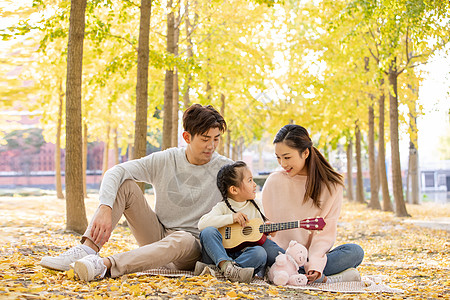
[242,226,253,236]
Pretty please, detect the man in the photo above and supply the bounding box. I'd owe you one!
[40,104,249,281]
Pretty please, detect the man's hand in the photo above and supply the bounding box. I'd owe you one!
[306,270,321,284]
[90,205,113,247]
[232,212,249,227]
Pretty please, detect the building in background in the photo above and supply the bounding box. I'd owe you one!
[0,111,116,190]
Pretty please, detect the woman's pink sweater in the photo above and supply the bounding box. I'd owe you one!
[262,171,343,277]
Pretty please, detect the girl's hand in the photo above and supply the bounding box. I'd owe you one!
[306,270,321,283]
[233,212,249,227]
[264,221,277,237]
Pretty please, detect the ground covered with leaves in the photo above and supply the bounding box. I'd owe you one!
[0,194,449,299]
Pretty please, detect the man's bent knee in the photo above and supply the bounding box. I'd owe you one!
[169,231,201,270]
[170,231,198,247]
[118,179,141,192]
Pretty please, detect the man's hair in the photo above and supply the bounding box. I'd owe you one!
[182,104,227,137]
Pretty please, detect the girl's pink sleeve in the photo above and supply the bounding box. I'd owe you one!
[304,185,343,277]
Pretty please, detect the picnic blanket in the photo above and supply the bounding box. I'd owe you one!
[139,267,404,294]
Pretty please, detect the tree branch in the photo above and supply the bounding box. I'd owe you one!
[106,33,138,52]
[174,0,185,29]
[405,26,410,63]
[122,0,140,7]
[368,26,381,61]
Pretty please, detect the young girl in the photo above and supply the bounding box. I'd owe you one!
[262,124,364,284]
[196,161,284,283]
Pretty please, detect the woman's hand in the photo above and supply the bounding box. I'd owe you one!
[306,270,321,284]
[90,205,113,247]
[233,212,249,227]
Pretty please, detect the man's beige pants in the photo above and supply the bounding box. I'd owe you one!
[82,180,201,278]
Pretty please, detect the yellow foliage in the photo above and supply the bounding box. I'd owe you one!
[0,196,449,299]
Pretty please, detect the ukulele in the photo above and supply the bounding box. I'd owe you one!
[218,217,326,251]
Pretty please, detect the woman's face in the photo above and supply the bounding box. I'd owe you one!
[274,141,309,177]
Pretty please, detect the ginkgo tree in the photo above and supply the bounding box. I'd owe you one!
[340,0,450,217]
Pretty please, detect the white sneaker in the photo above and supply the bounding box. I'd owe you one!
[40,245,90,271]
[326,268,361,283]
[74,254,107,281]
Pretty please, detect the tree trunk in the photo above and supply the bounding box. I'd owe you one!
[183,0,193,108]
[134,0,152,192]
[82,123,87,198]
[346,138,354,201]
[408,87,420,205]
[56,78,64,199]
[114,127,119,165]
[408,120,419,205]
[406,159,410,203]
[226,125,231,158]
[355,123,365,203]
[206,81,212,100]
[232,139,238,161]
[388,58,409,217]
[128,142,133,161]
[378,78,392,211]
[368,101,381,209]
[134,0,151,160]
[239,137,244,160]
[65,0,88,234]
[171,10,180,148]
[102,123,110,176]
[162,0,175,150]
[218,94,225,155]
[409,142,419,204]
[172,70,179,147]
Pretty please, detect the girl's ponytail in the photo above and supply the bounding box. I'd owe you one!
[249,200,267,222]
[217,165,237,214]
[217,161,248,213]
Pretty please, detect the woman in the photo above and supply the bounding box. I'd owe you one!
[262,124,364,284]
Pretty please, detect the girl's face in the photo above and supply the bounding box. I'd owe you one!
[231,167,257,202]
[274,142,309,177]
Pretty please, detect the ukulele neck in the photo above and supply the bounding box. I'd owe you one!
[259,221,299,233]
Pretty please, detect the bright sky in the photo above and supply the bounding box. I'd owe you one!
[414,48,450,165]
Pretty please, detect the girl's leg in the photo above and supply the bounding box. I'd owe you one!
[322,243,364,276]
[199,227,232,266]
[261,238,285,267]
[233,246,267,275]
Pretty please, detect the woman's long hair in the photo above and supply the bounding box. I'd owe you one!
[217,161,267,221]
[273,124,344,208]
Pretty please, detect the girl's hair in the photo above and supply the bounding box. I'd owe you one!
[273,124,344,208]
[217,161,267,221]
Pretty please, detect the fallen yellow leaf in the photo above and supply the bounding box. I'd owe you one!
[226,290,237,298]
[66,269,75,280]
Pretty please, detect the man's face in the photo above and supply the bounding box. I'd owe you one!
[184,127,221,165]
